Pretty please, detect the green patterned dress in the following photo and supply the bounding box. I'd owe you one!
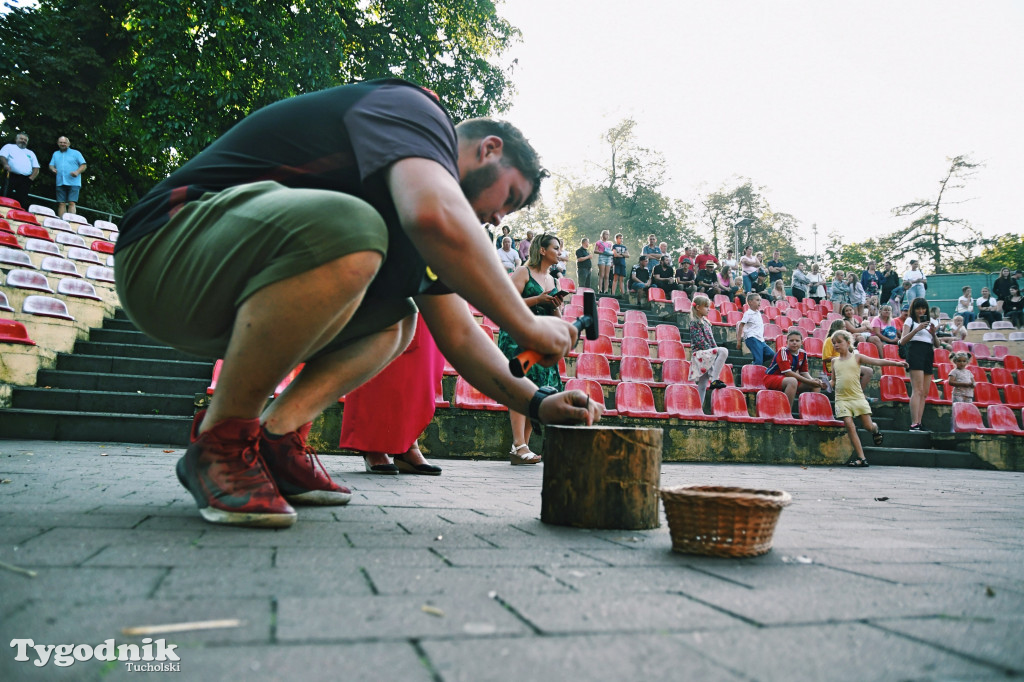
[497,270,564,390]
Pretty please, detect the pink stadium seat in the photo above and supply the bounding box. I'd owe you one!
[90,240,115,255]
[6,209,38,224]
[810,327,828,341]
[55,232,87,248]
[763,305,780,321]
[0,196,21,209]
[569,294,584,308]
[273,364,305,398]
[0,246,34,267]
[17,224,52,241]
[25,238,60,255]
[622,321,648,339]
[952,402,996,434]
[763,324,783,341]
[1002,384,1024,409]
[657,339,688,361]
[565,378,615,416]
[673,298,692,313]
[77,224,105,238]
[619,356,663,386]
[0,218,12,233]
[583,334,616,357]
[597,307,618,326]
[798,392,843,426]
[598,296,620,311]
[740,364,768,394]
[660,358,692,385]
[655,324,681,344]
[925,380,951,406]
[95,219,118,232]
[707,309,729,327]
[713,294,730,308]
[879,376,910,403]
[57,277,103,301]
[712,387,766,423]
[0,318,36,345]
[664,383,714,420]
[66,246,102,264]
[778,315,795,329]
[719,301,737,315]
[85,265,115,283]
[857,343,879,359]
[992,345,1009,360]
[575,353,616,385]
[41,256,80,277]
[615,381,665,418]
[624,310,648,326]
[806,310,823,325]
[6,269,53,293]
[207,359,223,394]
[22,295,75,321]
[596,319,616,339]
[42,217,73,232]
[933,348,951,365]
[1003,355,1023,372]
[951,340,971,354]
[620,337,651,358]
[756,390,801,425]
[0,292,13,313]
[820,301,834,313]
[985,404,1024,435]
[725,310,743,326]
[880,343,901,362]
[778,298,793,311]
[454,377,507,411]
[990,367,1015,387]
[28,204,55,217]
[797,318,816,335]
[0,232,20,249]
[882,363,910,383]
[670,289,689,303]
[719,364,735,387]
[803,337,824,358]
[560,278,576,293]
[972,343,992,361]
[973,382,1001,407]
[647,287,666,302]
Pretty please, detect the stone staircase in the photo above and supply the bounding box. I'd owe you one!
[0,309,211,445]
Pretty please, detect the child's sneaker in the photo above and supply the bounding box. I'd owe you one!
[259,423,352,506]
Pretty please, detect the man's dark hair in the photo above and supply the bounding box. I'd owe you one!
[455,118,549,207]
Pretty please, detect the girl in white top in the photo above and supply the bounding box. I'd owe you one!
[955,285,975,324]
[898,296,939,431]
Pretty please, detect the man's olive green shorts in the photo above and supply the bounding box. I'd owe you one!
[115,181,416,359]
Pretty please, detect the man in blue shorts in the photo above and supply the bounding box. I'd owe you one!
[48,136,87,216]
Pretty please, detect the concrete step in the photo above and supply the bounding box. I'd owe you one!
[856,428,932,449]
[101,317,139,331]
[88,328,157,345]
[56,354,214,379]
[11,387,195,416]
[35,369,209,395]
[862,446,992,469]
[72,340,202,362]
[0,408,191,446]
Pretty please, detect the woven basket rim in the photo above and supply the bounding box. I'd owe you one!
[660,485,792,507]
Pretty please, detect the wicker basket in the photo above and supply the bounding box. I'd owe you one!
[660,486,792,557]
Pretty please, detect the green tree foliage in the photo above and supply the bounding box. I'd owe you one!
[889,154,991,273]
[963,233,1024,273]
[0,0,519,214]
[698,179,801,265]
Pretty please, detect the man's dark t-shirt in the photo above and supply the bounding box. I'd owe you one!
[652,264,675,285]
[766,259,785,283]
[118,79,457,301]
[575,247,592,271]
[630,264,650,283]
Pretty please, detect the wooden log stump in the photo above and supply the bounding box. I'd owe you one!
[541,425,663,530]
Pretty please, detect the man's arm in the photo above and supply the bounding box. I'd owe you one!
[71,163,86,178]
[416,294,601,424]
[386,158,574,360]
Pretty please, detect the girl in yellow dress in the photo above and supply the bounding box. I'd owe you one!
[830,329,909,467]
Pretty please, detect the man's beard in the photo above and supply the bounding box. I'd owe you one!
[460,163,501,206]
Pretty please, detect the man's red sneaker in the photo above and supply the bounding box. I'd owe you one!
[177,416,297,528]
[259,423,352,506]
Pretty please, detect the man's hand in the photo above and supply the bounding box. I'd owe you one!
[524,316,577,366]
[537,389,603,425]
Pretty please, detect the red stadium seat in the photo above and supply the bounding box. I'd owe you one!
[454,377,507,411]
[615,381,666,418]
[1004,355,1023,372]
[664,384,714,420]
[882,364,910,383]
[598,296,620,311]
[560,278,576,292]
[22,295,75,321]
[798,318,816,334]
[0,233,21,249]
[433,377,449,408]
[619,356,662,386]
[881,344,901,361]
[951,340,971,355]
[990,367,1015,387]
[575,353,616,385]
[1002,384,1024,409]
[17,224,52,241]
[5,269,53,293]
[933,348,950,365]
[985,404,1024,435]
[739,364,768,393]
[756,390,802,424]
[798,392,843,426]
[806,310,823,325]
[647,287,666,302]
[673,298,692,313]
[713,294,730,308]
[972,343,992,361]
[655,324,681,344]
[711,387,766,423]
[0,197,21,209]
[707,309,729,327]
[90,240,115,255]
[597,307,618,326]
[622,322,648,339]
[973,382,1001,407]
[657,339,688,361]
[719,301,737,315]
[811,327,828,341]
[597,319,616,338]
[952,402,996,434]
[660,358,692,385]
[968,366,989,384]
[620,337,651,358]
[671,289,689,302]
[857,343,879,359]
[725,310,743,326]
[934,363,952,382]
[6,209,38,224]
[879,376,910,403]
[0,219,12,233]
[0,318,36,345]
[273,364,305,397]
[992,345,1009,360]
[803,337,824,358]
[565,378,615,416]
[925,380,951,405]
[719,364,735,387]
[207,359,222,394]
[763,324,783,341]
[583,334,616,357]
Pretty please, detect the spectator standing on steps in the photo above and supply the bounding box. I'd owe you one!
[903,259,927,301]
[574,237,593,289]
[0,132,39,208]
[49,136,87,216]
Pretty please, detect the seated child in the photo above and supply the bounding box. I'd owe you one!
[765,329,827,406]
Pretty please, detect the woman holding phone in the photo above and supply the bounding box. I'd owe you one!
[498,234,565,464]
[898,297,940,431]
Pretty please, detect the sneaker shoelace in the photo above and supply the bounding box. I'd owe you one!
[215,441,279,495]
[298,441,331,483]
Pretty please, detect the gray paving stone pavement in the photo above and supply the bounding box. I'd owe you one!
[0,439,1022,681]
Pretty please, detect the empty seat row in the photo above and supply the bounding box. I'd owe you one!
[0,248,115,282]
[952,403,1024,436]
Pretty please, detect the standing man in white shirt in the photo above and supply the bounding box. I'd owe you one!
[0,132,40,209]
[903,259,927,301]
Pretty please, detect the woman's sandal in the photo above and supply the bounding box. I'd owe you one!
[872,428,884,446]
[393,445,442,476]
[845,455,870,467]
[510,443,541,466]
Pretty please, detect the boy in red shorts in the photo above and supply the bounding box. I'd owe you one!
[765,330,827,406]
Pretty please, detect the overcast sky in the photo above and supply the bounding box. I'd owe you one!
[498,0,1023,254]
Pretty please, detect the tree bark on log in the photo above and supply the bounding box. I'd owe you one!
[541,426,662,530]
